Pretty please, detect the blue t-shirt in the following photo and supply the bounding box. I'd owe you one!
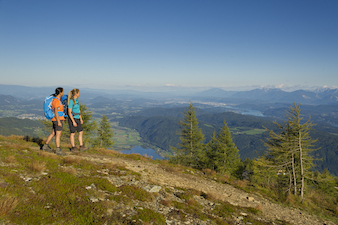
[68,99,80,119]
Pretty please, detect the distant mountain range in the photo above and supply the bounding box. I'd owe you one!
[1,84,337,104]
[194,87,338,104]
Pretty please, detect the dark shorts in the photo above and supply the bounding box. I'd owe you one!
[52,121,63,132]
[68,118,83,133]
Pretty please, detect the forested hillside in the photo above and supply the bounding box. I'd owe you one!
[119,108,338,176]
[0,117,45,137]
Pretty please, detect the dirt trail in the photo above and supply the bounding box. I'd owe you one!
[73,153,334,225]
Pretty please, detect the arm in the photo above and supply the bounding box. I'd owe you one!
[54,104,61,127]
[68,101,77,127]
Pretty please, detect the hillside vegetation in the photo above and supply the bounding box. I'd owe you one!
[0,136,337,225]
[119,109,338,175]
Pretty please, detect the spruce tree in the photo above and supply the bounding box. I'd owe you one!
[80,103,97,147]
[204,131,218,170]
[171,102,205,168]
[94,115,114,148]
[215,120,241,175]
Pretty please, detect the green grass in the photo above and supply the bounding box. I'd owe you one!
[1,135,337,225]
[230,127,266,135]
[112,125,142,149]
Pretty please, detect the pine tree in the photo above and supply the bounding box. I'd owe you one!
[80,103,97,147]
[215,120,241,175]
[94,115,114,148]
[170,102,205,168]
[204,131,218,170]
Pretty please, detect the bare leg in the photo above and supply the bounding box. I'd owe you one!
[46,130,55,144]
[55,130,62,148]
[70,133,75,147]
[78,131,83,146]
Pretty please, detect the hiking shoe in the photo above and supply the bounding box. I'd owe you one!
[42,144,53,152]
[54,147,66,156]
[79,145,88,151]
[70,146,79,152]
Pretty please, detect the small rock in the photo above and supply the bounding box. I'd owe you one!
[240,212,248,216]
[85,183,97,190]
[89,197,99,203]
[247,196,254,201]
[149,185,162,193]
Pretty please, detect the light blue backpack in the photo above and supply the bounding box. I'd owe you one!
[43,95,65,120]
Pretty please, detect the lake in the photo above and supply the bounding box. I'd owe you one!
[221,105,265,117]
[121,146,163,160]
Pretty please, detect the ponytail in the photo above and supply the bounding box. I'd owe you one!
[67,88,80,105]
[67,91,72,106]
[52,87,63,97]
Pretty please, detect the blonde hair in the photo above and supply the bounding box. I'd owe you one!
[67,89,80,106]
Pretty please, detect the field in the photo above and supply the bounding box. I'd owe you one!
[111,122,142,150]
[230,127,266,135]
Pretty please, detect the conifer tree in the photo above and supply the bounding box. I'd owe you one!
[261,103,316,200]
[204,131,218,170]
[94,114,114,148]
[80,103,97,147]
[171,102,205,168]
[204,121,240,175]
[215,120,241,174]
[286,103,316,200]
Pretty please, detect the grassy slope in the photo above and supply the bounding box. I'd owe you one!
[0,136,337,225]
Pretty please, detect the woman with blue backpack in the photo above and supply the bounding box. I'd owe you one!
[42,87,66,155]
[67,88,88,152]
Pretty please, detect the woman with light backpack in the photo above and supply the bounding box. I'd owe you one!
[42,87,66,155]
[67,88,88,152]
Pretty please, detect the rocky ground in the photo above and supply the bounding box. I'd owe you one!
[71,151,335,225]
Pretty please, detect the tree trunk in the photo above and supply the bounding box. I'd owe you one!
[299,130,304,200]
[292,152,297,195]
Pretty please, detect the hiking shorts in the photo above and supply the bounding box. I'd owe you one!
[52,121,63,132]
[68,118,83,133]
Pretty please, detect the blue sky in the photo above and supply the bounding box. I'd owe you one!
[0,0,337,91]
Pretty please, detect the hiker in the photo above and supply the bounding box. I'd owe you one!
[67,88,88,151]
[42,87,66,155]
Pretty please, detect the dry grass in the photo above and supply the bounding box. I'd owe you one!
[26,161,46,173]
[159,162,184,173]
[160,199,172,207]
[0,196,18,216]
[203,168,216,176]
[218,174,230,183]
[285,193,297,204]
[234,180,248,188]
[62,166,77,175]
[38,151,58,159]
[5,135,24,141]
[63,156,81,165]
[203,192,222,202]
[94,148,120,156]
[186,198,197,206]
[3,156,16,164]
[334,206,338,215]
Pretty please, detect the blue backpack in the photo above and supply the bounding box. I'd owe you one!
[61,95,68,118]
[43,95,66,120]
